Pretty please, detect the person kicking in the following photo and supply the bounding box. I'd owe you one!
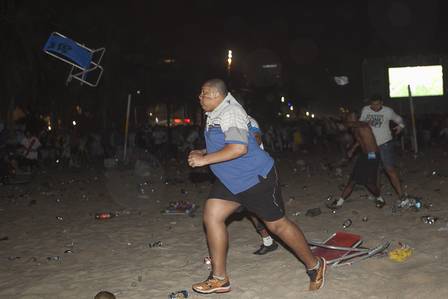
[328,112,385,209]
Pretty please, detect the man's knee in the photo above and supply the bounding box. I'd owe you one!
[203,199,238,225]
[385,167,397,176]
[264,217,288,235]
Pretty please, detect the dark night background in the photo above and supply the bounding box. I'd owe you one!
[1,0,448,129]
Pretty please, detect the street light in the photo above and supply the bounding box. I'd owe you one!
[306,111,310,117]
[290,105,294,111]
[281,96,285,103]
[227,50,232,73]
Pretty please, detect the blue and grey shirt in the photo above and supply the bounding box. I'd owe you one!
[205,93,274,194]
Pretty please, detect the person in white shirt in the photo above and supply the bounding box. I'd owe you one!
[360,95,405,199]
[20,131,41,172]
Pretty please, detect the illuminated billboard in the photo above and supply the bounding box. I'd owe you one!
[388,65,443,98]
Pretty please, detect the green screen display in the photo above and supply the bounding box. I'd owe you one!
[388,65,444,98]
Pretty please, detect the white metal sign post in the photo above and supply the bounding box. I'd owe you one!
[407,84,418,155]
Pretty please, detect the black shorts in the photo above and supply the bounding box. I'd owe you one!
[350,152,380,186]
[208,166,285,222]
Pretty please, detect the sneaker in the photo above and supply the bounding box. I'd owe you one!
[253,242,279,255]
[192,275,231,294]
[307,257,327,291]
[326,198,344,210]
[375,198,386,209]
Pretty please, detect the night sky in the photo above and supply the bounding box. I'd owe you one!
[1,0,447,124]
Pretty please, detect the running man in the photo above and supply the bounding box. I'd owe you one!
[188,79,326,294]
[328,112,385,209]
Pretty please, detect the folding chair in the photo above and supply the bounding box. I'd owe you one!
[309,231,390,267]
[43,32,105,87]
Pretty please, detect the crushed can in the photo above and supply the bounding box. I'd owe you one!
[421,216,438,224]
[95,212,116,220]
[168,290,188,299]
[342,219,352,229]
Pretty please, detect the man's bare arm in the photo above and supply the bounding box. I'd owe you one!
[347,141,360,158]
[188,144,247,168]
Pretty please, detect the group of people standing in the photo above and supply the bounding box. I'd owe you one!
[187,79,407,294]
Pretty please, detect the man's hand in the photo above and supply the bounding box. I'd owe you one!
[392,125,402,135]
[189,149,206,156]
[347,148,356,159]
[346,142,359,159]
[188,149,207,168]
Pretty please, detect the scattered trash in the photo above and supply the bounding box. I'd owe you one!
[305,207,321,217]
[362,216,368,222]
[47,256,62,261]
[138,183,146,195]
[56,216,64,221]
[148,241,163,248]
[94,291,116,299]
[421,216,438,224]
[180,189,188,195]
[396,196,422,210]
[95,212,116,220]
[168,290,189,299]
[64,249,73,254]
[161,201,197,217]
[388,243,413,262]
[292,211,301,216]
[342,219,352,229]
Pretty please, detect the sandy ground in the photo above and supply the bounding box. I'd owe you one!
[1,147,448,299]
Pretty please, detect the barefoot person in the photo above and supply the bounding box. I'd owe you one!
[329,112,385,209]
[188,79,326,294]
